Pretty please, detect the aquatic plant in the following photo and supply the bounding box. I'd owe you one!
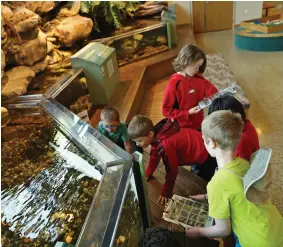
[80,1,139,31]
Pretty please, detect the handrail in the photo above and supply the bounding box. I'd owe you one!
[91,22,167,44]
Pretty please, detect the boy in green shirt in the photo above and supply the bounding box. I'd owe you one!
[98,106,132,153]
[186,110,283,247]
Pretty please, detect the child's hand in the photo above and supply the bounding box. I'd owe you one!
[157,195,169,205]
[146,175,154,181]
[186,227,202,238]
[189,106,201,115]
[189,194,207,201]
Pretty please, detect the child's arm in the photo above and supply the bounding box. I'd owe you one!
[189,194,207,201]
[186,218,231,238]
[121,123,133,154]
[162,81,194,123]
[203,79,218,98]
[146,147,161,179]
[187,181,232,238]
[124,140,133,154]
[160,144,179,200]
[97,121,104,133]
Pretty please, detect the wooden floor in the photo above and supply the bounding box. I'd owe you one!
[139,77,169,124]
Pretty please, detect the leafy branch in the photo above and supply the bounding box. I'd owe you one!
[80,1,139,31]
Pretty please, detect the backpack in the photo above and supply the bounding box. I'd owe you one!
[223,148,272,204]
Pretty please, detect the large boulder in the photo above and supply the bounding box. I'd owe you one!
[1,5,13,19]
[14,29,47,66]
[24,1,55,15]
[1,49,6,77]
[7,7,40,33]
[1,66,35,100]
[47,15,93,47]
[1,107,10,126]
[28,55,51,74]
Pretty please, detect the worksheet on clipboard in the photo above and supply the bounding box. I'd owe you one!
[163,194,214,229]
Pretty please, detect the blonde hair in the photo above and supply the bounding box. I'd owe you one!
[172,44,207,73]
[100,106,120,122]
[202,110,244,151]
[128,115,154,139]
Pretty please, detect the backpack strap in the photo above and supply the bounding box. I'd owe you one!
[173,80,181,109]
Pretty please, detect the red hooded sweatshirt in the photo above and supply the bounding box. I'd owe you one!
[147,118,208,198]
[235,119,259,161]
[162,73,218,129]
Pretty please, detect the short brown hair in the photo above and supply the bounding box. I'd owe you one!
[172,44,207,73]
[100,106,120,122]
[128,115,154,139]
[202,110,244,151]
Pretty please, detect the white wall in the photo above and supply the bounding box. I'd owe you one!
[173,1,192,25]
[234,1,263,24]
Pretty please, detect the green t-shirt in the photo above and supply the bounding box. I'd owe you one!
[207,157,283,247]
[98,121,129,145]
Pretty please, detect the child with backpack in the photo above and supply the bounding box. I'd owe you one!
[186,110,283,247]
[127,115,217,204]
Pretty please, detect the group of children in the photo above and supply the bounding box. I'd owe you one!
[97,44,283,246]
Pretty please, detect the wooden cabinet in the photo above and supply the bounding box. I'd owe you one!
[193,1,234,33]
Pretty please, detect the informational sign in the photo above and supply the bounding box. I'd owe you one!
[101,66,105,77]
[107,59,114,78]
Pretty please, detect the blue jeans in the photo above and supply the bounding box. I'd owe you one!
[234,232,242,247]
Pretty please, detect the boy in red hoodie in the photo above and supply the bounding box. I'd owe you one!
[162,44,218,129]
[208,95,259,161]
[128,115,217,204]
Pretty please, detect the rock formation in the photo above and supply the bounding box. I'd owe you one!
[46,15,93,47]
[1,2,93,101]
[1,107,10,126]
[1,66,35,101]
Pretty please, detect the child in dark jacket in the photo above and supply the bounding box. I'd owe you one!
[162,44,218,129]
[208,95,259,161]
[128,115,217,204]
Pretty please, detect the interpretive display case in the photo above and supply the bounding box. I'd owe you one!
[97,22,170,66]
[1,99,150,247]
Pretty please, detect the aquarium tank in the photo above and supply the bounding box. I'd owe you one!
[96,22,170,66]
[2,67,93,123]
[1,99,150,247]
[46,68,92,121]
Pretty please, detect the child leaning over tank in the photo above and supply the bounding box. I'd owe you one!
[127,115,217,205]
[98,106,132,153]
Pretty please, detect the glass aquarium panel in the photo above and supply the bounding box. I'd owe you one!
[101,23,168,66]
[1,107,104,246]
[48,68,92,123]
[114,172,143,247]
[27,68,74,96]
[40,99,120,163]
[76,164,125,247]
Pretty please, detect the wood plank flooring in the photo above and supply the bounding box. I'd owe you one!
[139,76,170,124]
